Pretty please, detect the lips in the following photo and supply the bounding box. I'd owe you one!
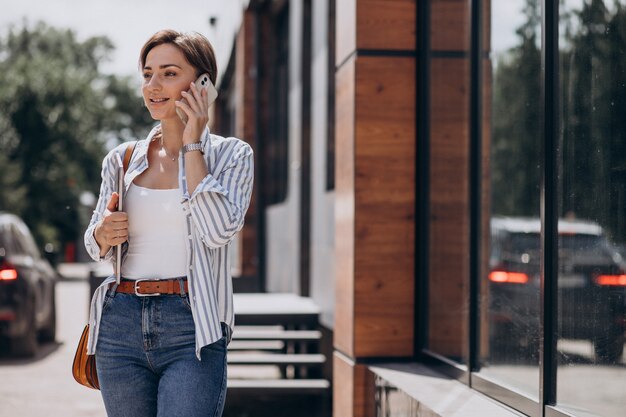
[150,98,169,103]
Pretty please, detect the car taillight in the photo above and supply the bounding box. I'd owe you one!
[488,270,529,284]
[0,267,17,280]
[595,274,626,286]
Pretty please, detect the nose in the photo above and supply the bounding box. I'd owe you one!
[145,75,161,91]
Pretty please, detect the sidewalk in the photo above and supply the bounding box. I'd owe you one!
[57,262,111,281]
[0,280,106,417]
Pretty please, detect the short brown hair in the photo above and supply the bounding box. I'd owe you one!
[139,30,218,84]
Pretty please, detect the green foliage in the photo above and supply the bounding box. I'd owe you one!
[0,22,153,252]
[491,0,626,242]
[491,0,541,217]
[560,0,626,243]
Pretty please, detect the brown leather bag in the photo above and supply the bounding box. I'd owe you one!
[72,324,100,389]
[71,141,136,390]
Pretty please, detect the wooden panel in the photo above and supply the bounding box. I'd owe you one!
[353,362,377,417]
[428,57,470,358]
[333,353,354,417]
[235,10,259,279]
[353,56,416,357]
[333,353,376,417]
[431,0,469,52]
[334,56,356,356]
[356,0,416,51]
[336,0,356,66]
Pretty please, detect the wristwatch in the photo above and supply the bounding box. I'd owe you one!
[182,142,204,155]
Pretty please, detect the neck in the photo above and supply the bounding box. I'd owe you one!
[159,118,184,152]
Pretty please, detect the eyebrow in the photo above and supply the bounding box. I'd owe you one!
[143,64,183,71]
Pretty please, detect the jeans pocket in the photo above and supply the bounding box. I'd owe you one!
[101,289,115,313]
[180,294,193,312]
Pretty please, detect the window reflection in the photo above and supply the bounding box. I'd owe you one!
[479,0,541,400]
[557,1,626,415]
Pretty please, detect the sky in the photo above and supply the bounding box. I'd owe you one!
[0,0,594,76]
[0,0,244,83]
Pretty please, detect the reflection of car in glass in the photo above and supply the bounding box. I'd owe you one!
[488,217,625,363]
[0,213,57,356]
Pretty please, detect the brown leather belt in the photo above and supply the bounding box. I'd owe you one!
[114,279,188,297]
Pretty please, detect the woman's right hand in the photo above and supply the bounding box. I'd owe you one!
[94,192,128,255]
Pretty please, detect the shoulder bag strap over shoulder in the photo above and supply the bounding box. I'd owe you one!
[122,141,137,174]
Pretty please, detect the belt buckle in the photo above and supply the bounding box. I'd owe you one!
[134,279,162,297]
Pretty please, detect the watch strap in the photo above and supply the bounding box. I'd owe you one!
[182,142,204,155]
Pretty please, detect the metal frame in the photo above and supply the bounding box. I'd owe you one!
[540,0,559,410]
[299,0,312,297]
[415,0,431,362]
[472,373,542,417]
[468,0,482,376]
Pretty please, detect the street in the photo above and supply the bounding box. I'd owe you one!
[0,270,328,417]
[1,273,621,416]
[0,279,106,417]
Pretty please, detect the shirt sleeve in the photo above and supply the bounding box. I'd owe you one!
[188,139,254,249]
[84,145,123,262]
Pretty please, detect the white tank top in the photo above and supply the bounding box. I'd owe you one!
[121,183,187,280]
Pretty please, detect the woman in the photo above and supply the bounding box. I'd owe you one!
[83,30,253,417]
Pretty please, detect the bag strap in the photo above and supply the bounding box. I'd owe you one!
[122,141,137,174]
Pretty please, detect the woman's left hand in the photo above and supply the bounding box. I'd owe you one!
[175,81,209,144]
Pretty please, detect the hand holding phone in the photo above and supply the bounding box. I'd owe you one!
[176,73,218,124]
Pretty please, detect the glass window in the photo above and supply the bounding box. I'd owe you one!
[478,0,542,400]
[557,1,626,415]
[0,223,12,256]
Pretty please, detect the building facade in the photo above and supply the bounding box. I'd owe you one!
[211,1,626,416]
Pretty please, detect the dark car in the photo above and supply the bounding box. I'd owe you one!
[0,212,57,356]
[488,217,625,363]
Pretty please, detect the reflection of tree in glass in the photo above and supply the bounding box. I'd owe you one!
[560,0,626,245]
[0,22,153,252]
[492,0,626,245]
[491,0,541,218]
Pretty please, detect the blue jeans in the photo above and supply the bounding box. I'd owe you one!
[95,289,227,417]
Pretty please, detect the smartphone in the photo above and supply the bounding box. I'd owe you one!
[176,73,218,124]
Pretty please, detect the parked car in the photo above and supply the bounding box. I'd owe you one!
[0,212,57,356]
[488,216,625,363]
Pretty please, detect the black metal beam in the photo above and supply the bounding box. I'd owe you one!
[415,0,431,360]
[468,0,482,376]
[541,0,559,408]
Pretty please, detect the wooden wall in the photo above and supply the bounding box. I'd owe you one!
[427,0,470,359]
[426,0,491,361]
[234,10,260,282]
[334,0,416,416]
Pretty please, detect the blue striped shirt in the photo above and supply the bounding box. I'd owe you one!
[83,126,254,359]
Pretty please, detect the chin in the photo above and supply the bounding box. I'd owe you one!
[148,109,170,121]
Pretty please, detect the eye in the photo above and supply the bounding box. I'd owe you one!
[142,72,152,80]
[165,71,177,77]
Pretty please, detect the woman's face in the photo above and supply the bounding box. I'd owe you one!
[142,43,197,121]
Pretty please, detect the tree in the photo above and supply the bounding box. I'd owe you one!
[492,0,626,243]
[0,22,153,254]
[560,0,626,243]
[491,0,541,217]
